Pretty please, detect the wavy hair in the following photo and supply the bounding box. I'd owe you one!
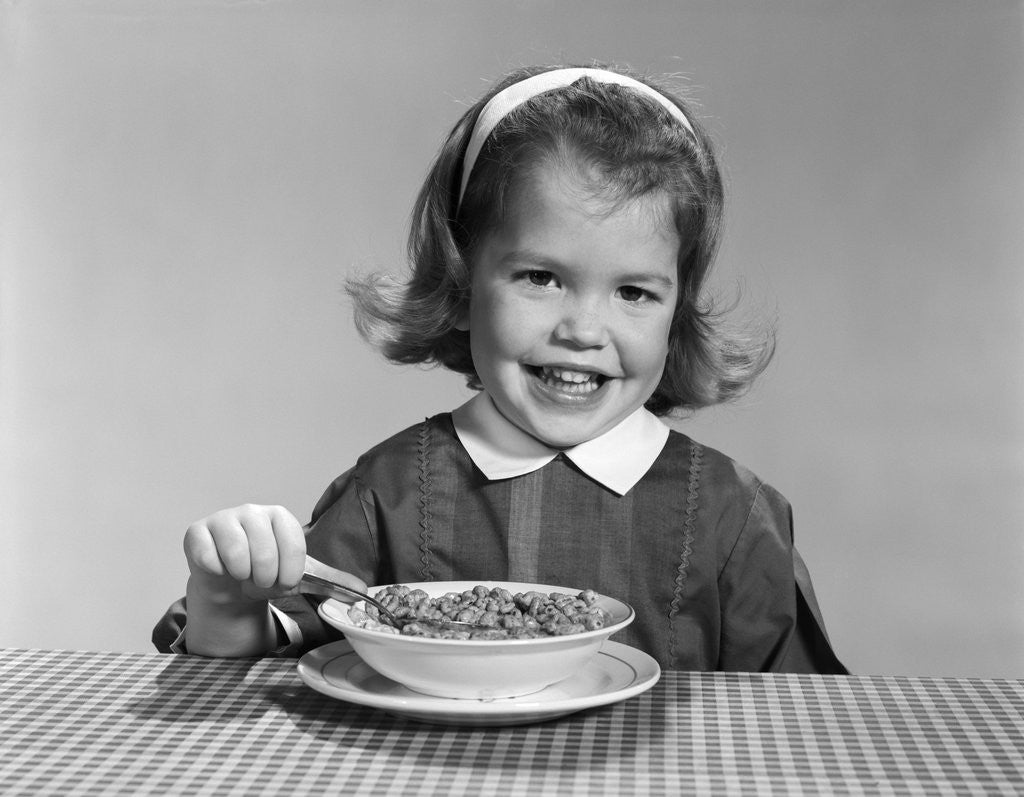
[346,64,774,414]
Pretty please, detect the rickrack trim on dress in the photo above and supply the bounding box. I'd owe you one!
[416,419,433,579]
[667,439,703,667]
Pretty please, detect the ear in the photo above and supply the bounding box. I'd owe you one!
[452,304,470,331]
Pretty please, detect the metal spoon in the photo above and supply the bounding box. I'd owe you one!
[298,556,486,633]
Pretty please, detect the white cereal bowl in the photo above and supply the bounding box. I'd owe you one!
[317,581,635,700]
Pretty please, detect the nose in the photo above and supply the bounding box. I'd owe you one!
[553,298,610,348]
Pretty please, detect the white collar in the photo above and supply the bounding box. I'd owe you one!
[451,392,670,496]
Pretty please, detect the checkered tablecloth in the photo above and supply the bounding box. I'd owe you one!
[1,648,1022,796]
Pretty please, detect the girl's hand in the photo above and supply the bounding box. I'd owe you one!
[183,504,307,606]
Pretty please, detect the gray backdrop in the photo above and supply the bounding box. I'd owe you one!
[2,0,1022,677]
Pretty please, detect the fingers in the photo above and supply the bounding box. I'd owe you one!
[234,506,279,588]
[267,505,306,588]
[183,519,229,577]
[183,504,306,591]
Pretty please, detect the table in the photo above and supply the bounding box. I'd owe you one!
[1,647,1022,796]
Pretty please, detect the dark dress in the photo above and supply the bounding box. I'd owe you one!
[154,413,846,673]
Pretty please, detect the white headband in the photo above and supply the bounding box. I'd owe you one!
[457,67,695,207]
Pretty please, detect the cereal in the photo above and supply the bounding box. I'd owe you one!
[347,585,610,639]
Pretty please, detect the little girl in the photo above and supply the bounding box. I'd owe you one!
[155,65,845,673]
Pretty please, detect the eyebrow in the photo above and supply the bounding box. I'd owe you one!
[623,272,677,290]
[499,249,677,289]
[498,249,557,268]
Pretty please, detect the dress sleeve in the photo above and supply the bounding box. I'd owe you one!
[151,597,188,654]
[151,598,307,656]
[717,481,847,674]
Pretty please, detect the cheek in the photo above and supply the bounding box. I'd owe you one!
[468,301,519,376]
[639,342,671,379]
[471,293,537,351]
[626,319,673,377]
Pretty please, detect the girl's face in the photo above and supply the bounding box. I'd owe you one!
[463,162,679,449]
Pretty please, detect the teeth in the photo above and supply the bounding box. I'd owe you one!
[550,368,591,383]
[539,366,602,394]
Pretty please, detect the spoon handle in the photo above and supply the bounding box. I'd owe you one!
[298,556,381,608]
[299,571,369,604]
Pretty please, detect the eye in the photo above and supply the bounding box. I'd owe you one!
[524,270,557,288]
[618,285,653,303]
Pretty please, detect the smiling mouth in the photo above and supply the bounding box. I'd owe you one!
[529,365,608,395]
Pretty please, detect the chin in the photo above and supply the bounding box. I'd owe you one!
[529,422,605,450]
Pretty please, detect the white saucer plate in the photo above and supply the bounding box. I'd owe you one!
[297,639,660,726]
